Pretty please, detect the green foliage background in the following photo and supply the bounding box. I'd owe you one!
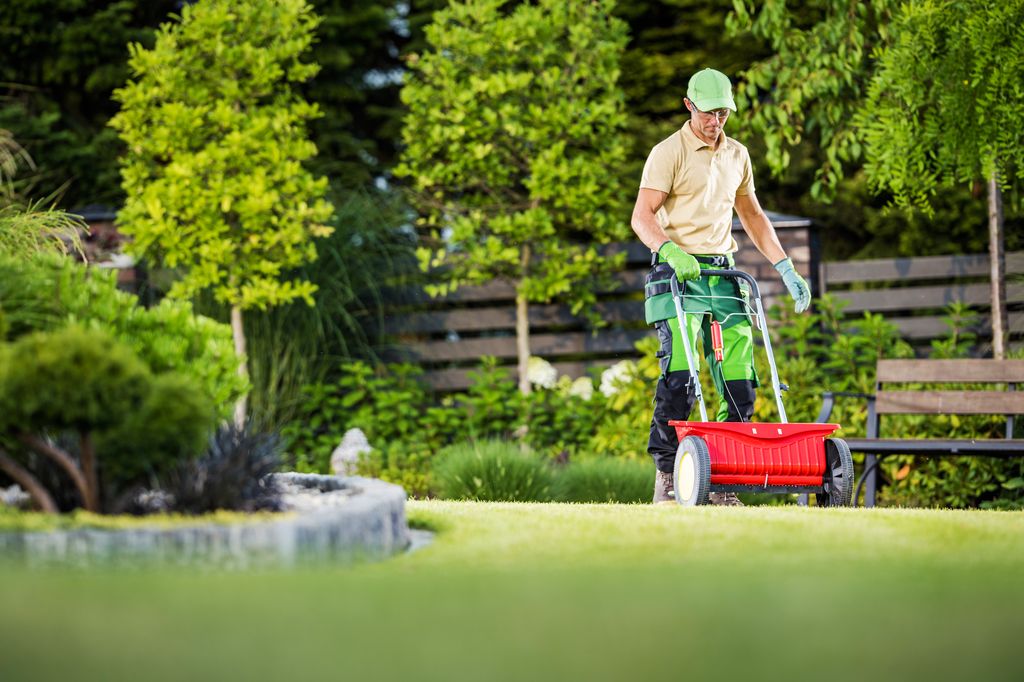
[859,0,1024,210]
[1,0,1020,510]
[109,0,334,310]
[397,0,632,323]
[2,0,1016,261]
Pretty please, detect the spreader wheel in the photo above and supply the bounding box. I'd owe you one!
[817,437,854,507]
[673,435,711,506]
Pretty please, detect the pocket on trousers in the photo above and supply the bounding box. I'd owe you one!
[644,262,677,324]
[645,292,675,324]
[655,320,673,377]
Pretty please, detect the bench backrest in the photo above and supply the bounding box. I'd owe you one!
[875,359,1024,416]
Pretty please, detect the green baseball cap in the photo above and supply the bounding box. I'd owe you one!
[687,68,737,112]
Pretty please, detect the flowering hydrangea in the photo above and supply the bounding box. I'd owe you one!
[600,360,637,397]
[568,376,594,401]
[526,356,558,389]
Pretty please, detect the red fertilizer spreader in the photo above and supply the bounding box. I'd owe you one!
[666,270,853,506]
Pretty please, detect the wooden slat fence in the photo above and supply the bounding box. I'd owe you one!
[821,251,1024,344]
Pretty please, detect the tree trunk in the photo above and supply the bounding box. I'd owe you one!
[18,433,90,511]
[79,431,100,512]
[516,242,532,395]
[987,173,1007,360]
[231,304,249,428]
[0,449,58,513]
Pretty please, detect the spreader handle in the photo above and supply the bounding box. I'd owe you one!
[668,267,789,423]
[698,268,761,299]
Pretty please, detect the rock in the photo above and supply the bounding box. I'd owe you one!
[0,485,30,509]
[331,428,371,476]
[133,489,174,514]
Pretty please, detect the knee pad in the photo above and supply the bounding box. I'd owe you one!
[722,379,755,422]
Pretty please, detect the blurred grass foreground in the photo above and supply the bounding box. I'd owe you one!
[2,501,1023,682]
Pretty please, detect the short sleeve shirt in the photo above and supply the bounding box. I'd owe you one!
[639,122,754,254]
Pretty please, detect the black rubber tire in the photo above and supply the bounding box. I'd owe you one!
[816,438,854,507]
[673,436,711,506]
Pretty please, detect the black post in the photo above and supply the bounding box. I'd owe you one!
[864,396,879,507]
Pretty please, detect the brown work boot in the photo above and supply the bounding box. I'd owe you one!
[653,470,675,505]
[708,491,744,507]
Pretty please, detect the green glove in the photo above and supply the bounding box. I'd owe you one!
[774,257,811,313]
[658,241,700,281]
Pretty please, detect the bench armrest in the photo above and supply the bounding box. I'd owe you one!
[816,391,876,423]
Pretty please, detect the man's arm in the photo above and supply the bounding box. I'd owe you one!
[734,192,786,264]
[630,187,670,252]
[736,192,811,313]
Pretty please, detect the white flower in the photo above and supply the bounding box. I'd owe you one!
[600,360,637,397]
[526,356,558,389]
[568,376,594,401]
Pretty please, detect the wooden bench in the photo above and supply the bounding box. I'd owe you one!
[816,359,1024,507]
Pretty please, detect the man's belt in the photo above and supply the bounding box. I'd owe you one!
[649,251,734,268]
[693,254,732,267]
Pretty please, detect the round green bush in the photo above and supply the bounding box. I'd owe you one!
[432,440,555,502]
[96,371,216,487]
[0,325,151,433]
[554,457,654,504]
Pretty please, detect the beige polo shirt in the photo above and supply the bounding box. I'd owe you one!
[639,122,754,254]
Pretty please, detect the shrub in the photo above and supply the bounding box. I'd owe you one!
[0,254,65,339]
[283,361,441,475]
[162,422,283,514]
[0,253,246,418]
[432,440,554,502]
[85,298,246,417]
[238,189,418,433]
[588,336,660,460]
[96,372,216,489]
[0,325,152,434]
[756,295,913,427]
[284,296,1018,509]
[0,325,152,511]
[283,357,603,496]
[554,457,654,504]
[0,325,223,513]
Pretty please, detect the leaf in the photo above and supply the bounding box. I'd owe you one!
[895,463,911,480]
[1002,477,1024,491]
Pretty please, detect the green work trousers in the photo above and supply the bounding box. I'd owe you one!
[646,259,759,473]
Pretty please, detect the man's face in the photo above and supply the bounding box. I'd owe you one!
[685,98,730,143]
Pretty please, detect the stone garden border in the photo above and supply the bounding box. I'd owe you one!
[0,474,409,568]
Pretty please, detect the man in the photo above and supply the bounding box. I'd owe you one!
[630,68,810,506]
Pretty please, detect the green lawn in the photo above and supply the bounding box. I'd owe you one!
[1,501,1022,681]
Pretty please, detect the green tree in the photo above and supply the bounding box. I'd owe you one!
[0,2,448,206]
[726,0,897,200]
[304,0,446,189]
[110,0,334,425]
[396,0,631,394]
[858,0,1024,358]
[0,1,181,207]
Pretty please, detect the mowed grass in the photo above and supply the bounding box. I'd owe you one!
[1,501,1023,682]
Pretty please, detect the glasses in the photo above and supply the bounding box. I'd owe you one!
[692,105,731,122]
